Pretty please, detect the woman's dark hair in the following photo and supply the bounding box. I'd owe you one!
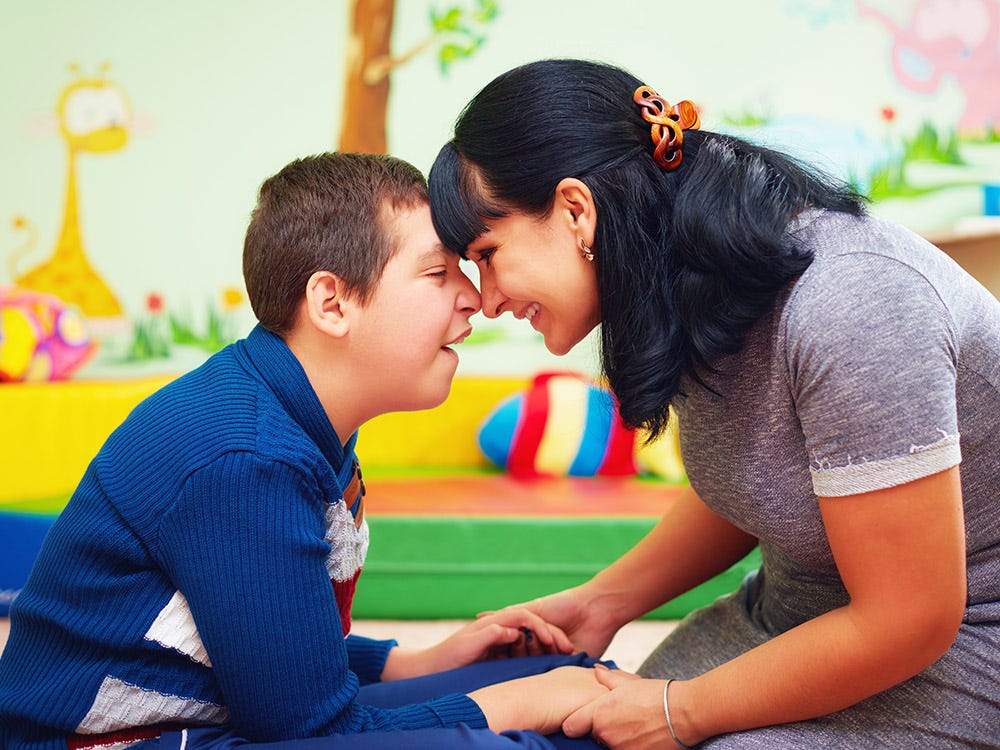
[429,58,865,439]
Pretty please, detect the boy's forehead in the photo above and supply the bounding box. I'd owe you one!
[383,201,450,260]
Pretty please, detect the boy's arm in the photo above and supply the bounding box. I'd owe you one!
[158,455,486,741]
[468,665,609,735]
[380,609,575,681]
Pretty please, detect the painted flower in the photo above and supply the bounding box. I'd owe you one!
[880,106,896,123]
[221,286,245,310]
[146,292,165,314]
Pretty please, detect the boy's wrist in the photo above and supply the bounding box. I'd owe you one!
[467,676,537,732]
[380,645,427,681]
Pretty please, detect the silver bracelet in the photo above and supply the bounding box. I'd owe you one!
[663,678,695,749]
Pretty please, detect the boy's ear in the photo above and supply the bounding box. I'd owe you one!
[303,271,356,338]
[553,177,597,245]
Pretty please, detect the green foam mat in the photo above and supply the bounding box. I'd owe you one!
[354,516,760,620]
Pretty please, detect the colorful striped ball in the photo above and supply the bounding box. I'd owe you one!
[478,372,637,478]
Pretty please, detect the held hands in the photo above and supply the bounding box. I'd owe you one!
[493,584,621,658]
[469,665,611,735]
[565,667,678,749]
[381,608,574,680]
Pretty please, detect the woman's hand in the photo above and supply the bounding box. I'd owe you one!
[564,667,682,749]
[381,608,574,680]
[468,665,610,734]
[486,584,622,658]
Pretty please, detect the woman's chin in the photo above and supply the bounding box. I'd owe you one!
[542,323,596,356]
[543,336,574,357]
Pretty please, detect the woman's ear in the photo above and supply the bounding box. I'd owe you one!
[303,271,354,338]
[553,177,597,246]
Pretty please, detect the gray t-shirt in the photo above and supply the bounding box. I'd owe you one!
[674,209,1000,629]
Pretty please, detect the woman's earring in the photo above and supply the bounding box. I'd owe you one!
[580,238,595,262]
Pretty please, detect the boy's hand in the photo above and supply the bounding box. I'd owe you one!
[381,608,574,680]
[468,665,610,735]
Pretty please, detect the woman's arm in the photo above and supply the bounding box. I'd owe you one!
[675,466,966,742]
[572,467,967,747]
[522,486,757,657]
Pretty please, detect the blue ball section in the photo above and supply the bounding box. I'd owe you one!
[0,511,57,616]
[477,394,522,469]
[568,387,615,476]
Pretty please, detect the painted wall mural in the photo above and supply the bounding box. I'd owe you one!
[339,0,497,152]
[849,0,1000,224]
[857,0,1000,135]
[0,0,997,380]
[9,64,131,326]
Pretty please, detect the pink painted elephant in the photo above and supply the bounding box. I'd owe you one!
[857,0,1000,134]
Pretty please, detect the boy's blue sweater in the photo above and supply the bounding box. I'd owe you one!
[0,325,485,748]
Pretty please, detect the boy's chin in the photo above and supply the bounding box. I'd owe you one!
[398,379,454,413]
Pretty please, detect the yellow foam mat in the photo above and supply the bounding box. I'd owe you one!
[0,376,177,505]
[357,377,528,470]
[0,375,529,506]
[1,373,684,508]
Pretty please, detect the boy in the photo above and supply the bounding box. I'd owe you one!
[0,154,607,749]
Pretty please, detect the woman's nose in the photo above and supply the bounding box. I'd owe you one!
[478,273,505,319]
[456,268,482,315]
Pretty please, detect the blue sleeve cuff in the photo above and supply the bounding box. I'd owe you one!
[379,693,487,730]
[345,634,398,685]
[425,693,489,729]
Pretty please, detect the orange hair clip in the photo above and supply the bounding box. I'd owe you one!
[633,86,701,171]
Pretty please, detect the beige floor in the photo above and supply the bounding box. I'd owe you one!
[0,617,674,673]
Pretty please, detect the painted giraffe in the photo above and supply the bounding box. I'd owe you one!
[11,64,129,321]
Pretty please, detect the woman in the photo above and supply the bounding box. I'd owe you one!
[428,59,1000,748]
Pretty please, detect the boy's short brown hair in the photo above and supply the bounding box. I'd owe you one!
[243,152,429,335]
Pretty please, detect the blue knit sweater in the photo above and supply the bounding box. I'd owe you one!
[0,325,485,749]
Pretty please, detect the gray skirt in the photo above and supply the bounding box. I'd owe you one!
[637,570,1000,748]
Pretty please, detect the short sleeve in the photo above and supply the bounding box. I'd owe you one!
[785,252,962,497]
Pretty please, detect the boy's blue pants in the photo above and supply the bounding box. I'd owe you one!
[143,653,607,749]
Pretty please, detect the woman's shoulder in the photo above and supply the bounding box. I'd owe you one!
[785,210,997,342]
[792,210,970,293]
[786,212,953,315]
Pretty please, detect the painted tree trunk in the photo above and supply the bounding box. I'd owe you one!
[339,0,394,153]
